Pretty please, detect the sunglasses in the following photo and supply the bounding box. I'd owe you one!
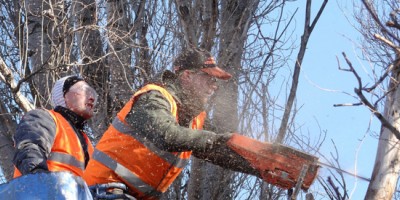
[68,84,98,99]
[190,70,217,83]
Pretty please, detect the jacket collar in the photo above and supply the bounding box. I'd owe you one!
[54,106,86,130]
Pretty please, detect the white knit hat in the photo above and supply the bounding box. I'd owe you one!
[51,75,84,108]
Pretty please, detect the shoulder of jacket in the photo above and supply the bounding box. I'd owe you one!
[23,108,51,117]
[22,108,56,124]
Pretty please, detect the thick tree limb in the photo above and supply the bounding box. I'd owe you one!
[374,34,400,55]
[0,56,34,112]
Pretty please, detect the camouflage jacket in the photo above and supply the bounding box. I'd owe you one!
[124,71,260,176]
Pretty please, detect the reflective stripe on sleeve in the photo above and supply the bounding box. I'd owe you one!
[48,152,85,170]
[92,149,161,197]
[112,118,189,169]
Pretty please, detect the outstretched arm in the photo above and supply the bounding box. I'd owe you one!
[125,91,260,177]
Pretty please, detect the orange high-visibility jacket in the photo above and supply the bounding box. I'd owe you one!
[83,84,206,199]
[14,110,94,178]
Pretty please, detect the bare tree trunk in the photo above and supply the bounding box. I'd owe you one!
[0,101,17,181]
[106,0,135,116]
[365,69,400,199]
[347,1,400,198]
[26,0,71,108]
[0,134,14,182]
[74,0,109,138]
[25,0,53,108]
[132,0,151,84]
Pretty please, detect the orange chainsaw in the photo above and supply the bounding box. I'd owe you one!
[227,133,320,192]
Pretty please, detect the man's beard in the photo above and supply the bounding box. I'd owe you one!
[181,89,207,116]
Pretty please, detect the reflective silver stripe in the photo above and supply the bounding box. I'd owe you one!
[48,152,85,170]
[112,118,189,169]
[92,149,161,197]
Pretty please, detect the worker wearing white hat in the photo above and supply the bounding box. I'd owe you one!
[13,75,98,178]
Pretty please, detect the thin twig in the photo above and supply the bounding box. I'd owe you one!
[333,103,363,107]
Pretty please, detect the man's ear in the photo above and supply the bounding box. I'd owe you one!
[63,92,72,109]
[180,70,192,82]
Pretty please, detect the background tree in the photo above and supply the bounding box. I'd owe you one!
[0,0,328,199]
[335,0,400,199]
[74,0,108,136]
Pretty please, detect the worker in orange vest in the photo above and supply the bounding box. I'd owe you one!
[13,75,97,178]
[83,48,263,199]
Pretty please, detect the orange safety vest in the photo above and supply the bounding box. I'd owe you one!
[83,84,206,199]
[14,109,94,178]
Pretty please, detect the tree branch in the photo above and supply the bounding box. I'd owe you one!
[0,56,34,112]
[341,52,400,140]
[276,0,328,143]
[374,34,400,55]
[361,0,400,44]
[309,0,328,33]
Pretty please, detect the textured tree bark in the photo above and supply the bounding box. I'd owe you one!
[0,135,15,181]
[74,0,109,137]
[25,0,53,108]
[132,0,151,84]
[365,69,400,199]
[106,0,135,118]
[26,0,73,108]
[0,102,17,181]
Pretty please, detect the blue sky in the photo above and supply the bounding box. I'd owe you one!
[288,0,380,198]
